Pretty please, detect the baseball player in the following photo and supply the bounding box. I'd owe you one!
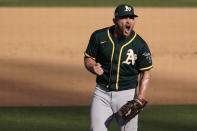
[84,4,152,131]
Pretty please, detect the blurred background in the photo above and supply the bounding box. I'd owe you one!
[0,0,197,106]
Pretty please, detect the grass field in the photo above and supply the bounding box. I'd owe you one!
[0,105,197,131]
[0,0,197,7]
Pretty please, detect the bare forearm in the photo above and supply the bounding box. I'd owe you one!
[84,57,96,74]
[138,70,151,100]
[84,57,104,76]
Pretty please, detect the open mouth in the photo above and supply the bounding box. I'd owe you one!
[125,25,130,30]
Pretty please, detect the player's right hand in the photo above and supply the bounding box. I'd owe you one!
[93,63,104,76]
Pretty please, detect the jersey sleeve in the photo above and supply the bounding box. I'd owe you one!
[136,43,153,71]
[84,32,98,60]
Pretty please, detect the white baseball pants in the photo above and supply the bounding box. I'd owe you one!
[90,84,138,131]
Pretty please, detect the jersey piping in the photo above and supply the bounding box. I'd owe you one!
[106,28,115,88]
[116,32,137,90]
[107,28,137,90]
[84,52,96,60]
[139,65,153,71]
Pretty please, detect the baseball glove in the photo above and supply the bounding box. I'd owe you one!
[117,98,147,123]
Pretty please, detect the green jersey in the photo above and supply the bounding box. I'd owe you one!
[85,26,153,91]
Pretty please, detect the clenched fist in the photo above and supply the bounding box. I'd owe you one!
[93,63,104,76]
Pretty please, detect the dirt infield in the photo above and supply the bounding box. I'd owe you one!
[0,7,197,106]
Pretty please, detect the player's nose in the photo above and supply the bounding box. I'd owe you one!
[126,18,131,23]
[125,17,132,22]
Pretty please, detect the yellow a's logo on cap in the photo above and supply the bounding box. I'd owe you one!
[124,5,131,12]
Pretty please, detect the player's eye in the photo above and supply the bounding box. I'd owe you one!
[119,15,135,19]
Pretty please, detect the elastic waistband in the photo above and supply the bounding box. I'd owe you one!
[96,83,111,92]
[96,83,136,92]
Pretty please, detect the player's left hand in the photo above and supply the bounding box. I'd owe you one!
[116,98,147,123]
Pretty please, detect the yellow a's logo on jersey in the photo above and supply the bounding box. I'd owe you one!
[122,49,137,65]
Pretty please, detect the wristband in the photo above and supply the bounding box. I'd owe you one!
[137,98,145,103]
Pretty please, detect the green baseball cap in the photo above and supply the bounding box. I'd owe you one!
[114,4,138,18]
